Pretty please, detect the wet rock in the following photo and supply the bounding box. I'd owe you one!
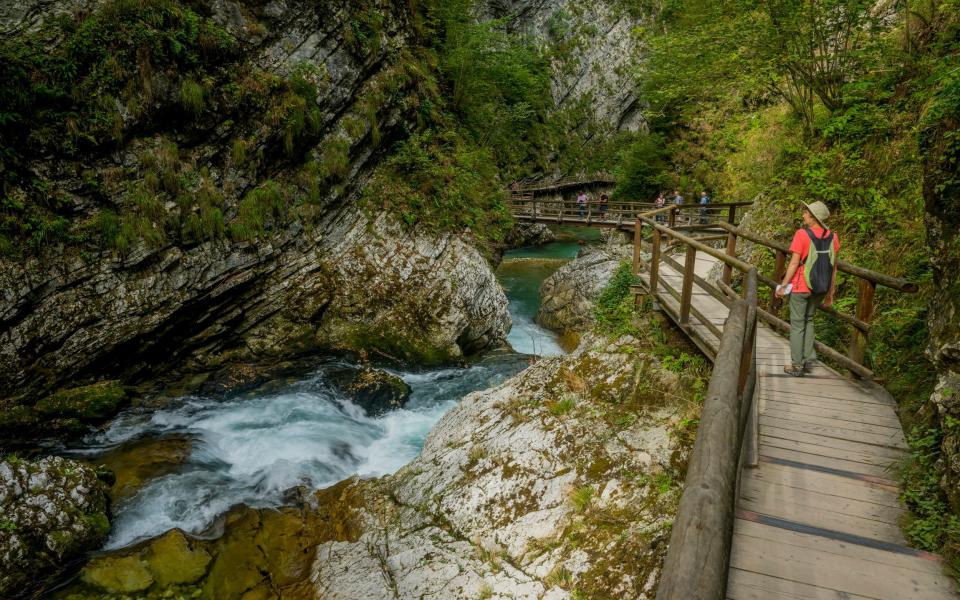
[80,554,154,593]
[0,456,110,598]
[91,435,192,502]
[330,365,411,416]
[536,246,625,332]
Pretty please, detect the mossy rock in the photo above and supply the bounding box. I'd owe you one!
[34,381,126,421]
[145,530,211,587]
[80,555,154,593]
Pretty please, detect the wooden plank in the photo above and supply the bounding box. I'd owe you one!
[760,416,909,450]
[761,407,904,436]
[729,533,956,600]
[740,476,903,524]
[729,567,876,600]
[733,518,947,575]
[739,490,907,544]
[762,399,902,428]
[741,464,901,508]
[759,425,906,461]
[760,438,896,485]
[760,393,900,417]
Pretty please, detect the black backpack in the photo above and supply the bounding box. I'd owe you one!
[802,228,835,294]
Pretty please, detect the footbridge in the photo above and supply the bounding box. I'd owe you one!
[508,192,958,599]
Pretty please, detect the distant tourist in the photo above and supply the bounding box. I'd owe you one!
[577,192,588,218]
[673,189,684,224]
[698,191,711,224]
[599,193,609,216]
[775,201,839,377]
[655,192,666,223]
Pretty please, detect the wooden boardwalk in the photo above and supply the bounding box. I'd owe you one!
[652,251,958,599]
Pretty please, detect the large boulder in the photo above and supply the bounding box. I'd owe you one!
[536,246,624,332]
[0,456,111,598]
[505,222,556,248]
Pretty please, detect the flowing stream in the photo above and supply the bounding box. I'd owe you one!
[65,230,592,550]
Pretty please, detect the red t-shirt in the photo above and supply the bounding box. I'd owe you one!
[789,226,840,294]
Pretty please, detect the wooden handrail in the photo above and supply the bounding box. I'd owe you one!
[713,220,917,374]
[657,269,759,600]
[715,222,918,293]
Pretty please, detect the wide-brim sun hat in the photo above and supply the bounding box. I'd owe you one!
[802,200,830,227]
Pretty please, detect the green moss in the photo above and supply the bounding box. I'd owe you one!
[34,380,126,421]
[145,530,211,587]
[80,555,154,593]
[83,513,111,539]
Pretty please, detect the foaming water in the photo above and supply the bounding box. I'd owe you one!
[65,229,591,550]
[71,355,528,549]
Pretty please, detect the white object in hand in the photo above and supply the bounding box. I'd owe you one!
[776,283,793,296]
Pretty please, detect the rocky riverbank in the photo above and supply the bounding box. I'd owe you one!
[55,328,705,600]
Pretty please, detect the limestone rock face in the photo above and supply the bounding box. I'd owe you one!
[536,246,625,332]
[0,456,110,598]
[485,1,648,131]
[506,222,556,248]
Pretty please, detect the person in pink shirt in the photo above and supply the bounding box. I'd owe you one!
[774,201,839,377]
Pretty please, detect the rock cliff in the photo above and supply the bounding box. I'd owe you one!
[0,0,511,431]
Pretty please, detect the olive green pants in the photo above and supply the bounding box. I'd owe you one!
[789,291,826,367]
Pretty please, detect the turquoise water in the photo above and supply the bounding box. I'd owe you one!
[497,229,593,355]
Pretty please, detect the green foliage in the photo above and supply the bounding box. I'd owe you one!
[570,486,594,513]
[228,181,286,241]
[594,262,641,336]
[614,133,671,199]
[363,130,512,246]
[548,395,577,416]
[901,425,960,574]
[179,78,205,115]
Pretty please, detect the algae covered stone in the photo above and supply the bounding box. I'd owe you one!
[145,529,211,587]
[34,381,127,421]
[80,554,154,593]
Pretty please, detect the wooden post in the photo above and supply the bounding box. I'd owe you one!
[722,231,737,285]
[728,204,737,225]
[769,250,787,314]
[679,246,697,324]
[632,217,642,275]
[848,279,876,369]
[650,229,661,295]
[668,206,677,229]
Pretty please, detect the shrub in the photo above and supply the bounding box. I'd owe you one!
[179,78,205,115]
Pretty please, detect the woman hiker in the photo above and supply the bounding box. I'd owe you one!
[774,200,839,377]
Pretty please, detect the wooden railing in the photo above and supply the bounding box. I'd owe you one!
[716,221,918,379]
[509,197,753,231]
[631,211,760,600]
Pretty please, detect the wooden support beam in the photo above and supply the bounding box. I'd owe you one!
[650,228,661,295]
[770,249,787,315]
[679,247,697,325]
[723,231,737,285]
[632,217,642,275]
[848,279,876,370]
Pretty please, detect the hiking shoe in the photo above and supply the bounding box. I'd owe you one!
[803,360,818,373]
[783,364,805,377]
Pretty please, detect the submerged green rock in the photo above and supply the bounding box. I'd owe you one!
[34,381,127,420]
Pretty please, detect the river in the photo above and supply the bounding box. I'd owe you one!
[64,229,593,550]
